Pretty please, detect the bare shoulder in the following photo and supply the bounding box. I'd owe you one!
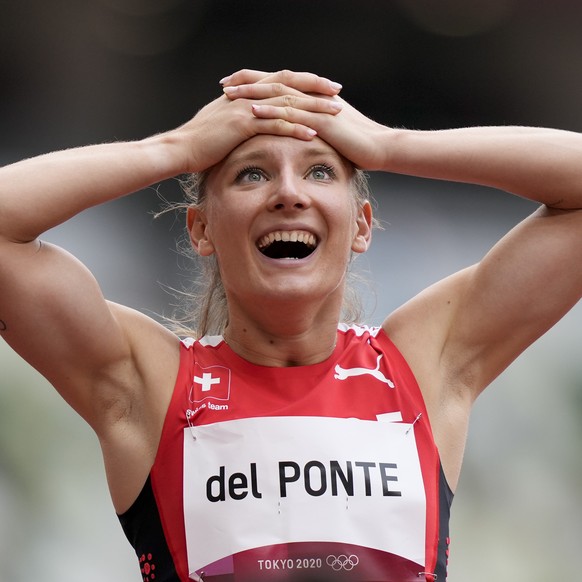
[382,268,477,490]
[383,267,474,392]
[96,303,182,512]
[382,204,582,488]
[100,302,181,430]
[386,206,582,400]
[381,267,477,422]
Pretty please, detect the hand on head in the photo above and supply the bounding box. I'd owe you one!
[221,69,391,171]
[173,70,345,173]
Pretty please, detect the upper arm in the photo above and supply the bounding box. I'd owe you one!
[382,206,581,488]
[443,205,582,395]
[0,238,151,425]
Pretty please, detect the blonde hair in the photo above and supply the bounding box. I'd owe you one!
[168,166,375,338]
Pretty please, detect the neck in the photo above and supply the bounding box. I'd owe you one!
[224,300,341,367]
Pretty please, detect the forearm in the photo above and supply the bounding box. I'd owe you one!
[382,126,582,209]
[220,72,582,210]
[0,133,184,243]
[0,78,343,244]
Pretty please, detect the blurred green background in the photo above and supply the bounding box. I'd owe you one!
[1,1,581,580]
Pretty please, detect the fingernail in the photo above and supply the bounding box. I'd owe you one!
[307,128,317,137]
[329,81,342,91]
[330,101,343,111]
[223,86,238,95]
[219,75,232,85]
[251,104,263,113]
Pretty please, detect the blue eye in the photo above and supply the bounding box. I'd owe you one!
[308,164,336,181]
[247,171,263,182]
[236,166,266,183]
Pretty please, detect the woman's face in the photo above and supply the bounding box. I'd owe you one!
[188,135,372,318]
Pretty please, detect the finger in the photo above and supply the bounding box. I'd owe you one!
[226,89,343,115]
[220,68,270,86]
[252,117,318,141]
[221,69,342,96]
[257,70,343,96]
[289,95,342,115]
[251,102,333,127]
[223,82,306,100]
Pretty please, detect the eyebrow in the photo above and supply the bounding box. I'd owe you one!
[222,145,346,171]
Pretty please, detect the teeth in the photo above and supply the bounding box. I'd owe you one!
[257,230,317,250]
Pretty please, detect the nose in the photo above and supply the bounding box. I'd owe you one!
[267,175,311,212]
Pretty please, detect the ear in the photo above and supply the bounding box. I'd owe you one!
[187,206,215,256]
[351,201,373,254]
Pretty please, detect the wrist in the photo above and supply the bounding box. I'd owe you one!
[140,131,191,178]
[377,127,411,173]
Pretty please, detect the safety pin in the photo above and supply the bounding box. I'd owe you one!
[186,409,197,441]
[405,413,423,435]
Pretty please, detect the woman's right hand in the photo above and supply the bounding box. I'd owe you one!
[171,71,345,173]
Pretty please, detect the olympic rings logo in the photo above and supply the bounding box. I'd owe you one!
[326,554,359,571]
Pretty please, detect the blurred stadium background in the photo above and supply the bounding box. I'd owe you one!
[1,1,581,580]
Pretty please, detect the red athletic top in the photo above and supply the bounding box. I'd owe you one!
[119,324,452,582]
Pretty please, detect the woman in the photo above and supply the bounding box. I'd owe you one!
[0,69,580,581]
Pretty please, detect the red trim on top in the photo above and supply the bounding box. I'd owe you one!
[372,330,441,579]
[150,341,194,581]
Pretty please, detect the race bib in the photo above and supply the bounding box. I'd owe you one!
[183,416,426,581]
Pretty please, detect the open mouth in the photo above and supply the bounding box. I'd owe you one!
[257,230,318,259]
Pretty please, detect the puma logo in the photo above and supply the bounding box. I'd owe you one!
[334,354,395,388]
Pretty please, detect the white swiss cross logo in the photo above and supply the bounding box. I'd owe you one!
[190,363,231,403]
[195,372,221,392]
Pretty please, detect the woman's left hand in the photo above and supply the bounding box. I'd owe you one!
[221,69,392,170]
